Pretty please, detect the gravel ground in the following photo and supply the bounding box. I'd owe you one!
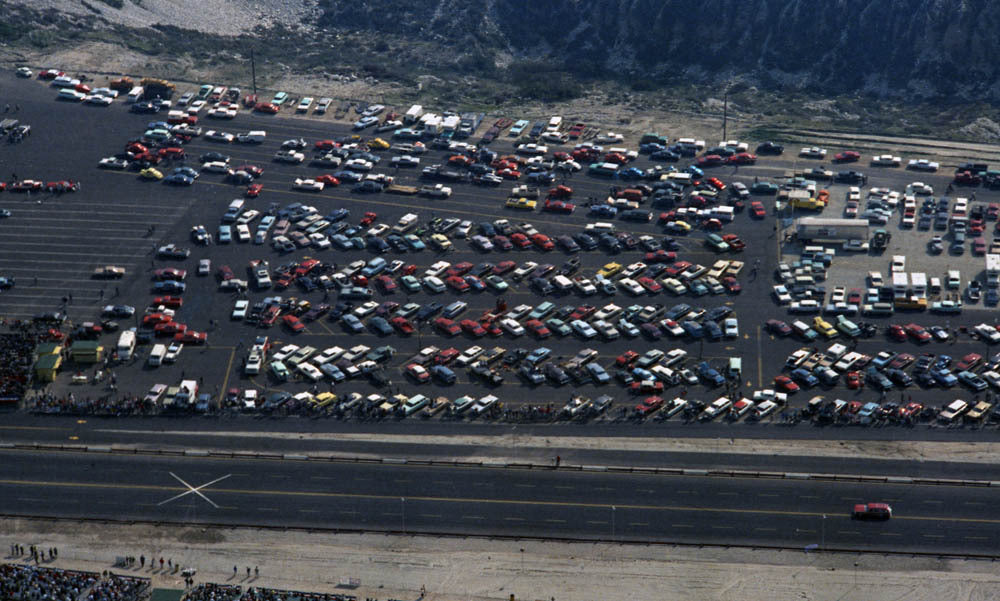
[8,0,320,35]
[4,518,999,601]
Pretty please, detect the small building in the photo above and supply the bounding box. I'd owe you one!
[34,353,62,382]
[69,340,103,364]
[795,217,870,241]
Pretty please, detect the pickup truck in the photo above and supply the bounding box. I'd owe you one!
[511,185,540,199]
[420,184,452,198]
[385,184,418,195]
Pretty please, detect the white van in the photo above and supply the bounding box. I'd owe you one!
[552,275,573,291]
[584,221,615,233]
[126,86,143,103]
[117,330,136,361]
[148,344,166,366]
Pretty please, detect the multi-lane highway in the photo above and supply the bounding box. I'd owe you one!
[2,448,997,555]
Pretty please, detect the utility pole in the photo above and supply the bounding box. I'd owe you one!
[250,49,257,95]
[722,88,728,142]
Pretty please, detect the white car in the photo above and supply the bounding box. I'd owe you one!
[297,97,313,112]
[516,143,548,155]
[425,261,451,278]
[164,342,184,363]
[907,159,939,172]
[204,130,234,143]
[314,346,345,365]
[99,157,128,169]
[908,181,933,195]
[392,155,420,167]
[830,286,846,303]
[423,276,446,293]
[309,232,331,249]
[512,262,538,280]
[870,154,901,166]
[201,161,230,173]
[456,346,485,367]
[344,158,373,171]
[723,318,739,338]
[500,318,525,337]
[236,224,251,243]
[571,319,597,339]
[618,278,645,296]
[772,285,792,304]
[16,67,32,78]
[799,147,827,159]
[232,299,249,320]
[293,178,324,192]
[891,255,905,273]
[274,150,305,164]
[84,94,113,106]
[198,259,211,276]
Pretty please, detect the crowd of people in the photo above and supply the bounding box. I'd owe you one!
[86,574,148,601]
[0,332,35,402]
[0,564,97,601]
[27,392,153,416]
[183,583,242,601]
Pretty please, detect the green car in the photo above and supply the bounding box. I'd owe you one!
[400,275,421,293]
[750,181,779,194]
[485,275,508,292]
[272,91,289,105]
[545,317,572,337]
[197,84,213,99]
[705,233,730,252]
[270,360,290,382]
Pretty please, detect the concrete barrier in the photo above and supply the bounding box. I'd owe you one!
[283,454,308,461]
[184,450,208,457]
[683,469,709,476]
[382,458,407,465]
[784,473,810,480]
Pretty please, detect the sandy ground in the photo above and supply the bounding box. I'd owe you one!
[99,429,1000,467]
[4,518,1000,601]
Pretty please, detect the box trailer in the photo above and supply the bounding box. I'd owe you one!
[795,218,869,241]
[404,105,423,124]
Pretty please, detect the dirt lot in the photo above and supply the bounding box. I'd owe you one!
[5,518,1000,601]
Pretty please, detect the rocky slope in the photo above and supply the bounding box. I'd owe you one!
[316,0,1000,101]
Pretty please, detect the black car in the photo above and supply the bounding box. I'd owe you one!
[200,151,229,163]
[835,170,867,184]
[755,141,784,155]
[530,277,553,295]
[573,232,598,250]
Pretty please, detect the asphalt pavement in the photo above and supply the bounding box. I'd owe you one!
[1,70,999,427]
[1,448,996,555]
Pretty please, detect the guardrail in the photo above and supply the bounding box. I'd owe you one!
[4,513,999,561]
[2,441,998,488]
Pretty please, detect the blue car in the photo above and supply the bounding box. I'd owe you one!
[218,225,232,243]
[172,166,199,179]
[163,173,194,186]
[697,361,724,386]
[790,368,819,388]
[589,205,618,218]
[341,314,364,333]
[327,208,350,222]
[685,165,704,178]
[153,281,186,293]
[524,347,551,366]
[430,365,456,385]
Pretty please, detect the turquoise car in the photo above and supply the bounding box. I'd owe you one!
[272,91,288,105]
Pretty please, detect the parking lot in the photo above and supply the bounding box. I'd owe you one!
[4,70,1000,427]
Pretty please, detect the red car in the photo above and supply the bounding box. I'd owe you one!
[154,322,187,336]
[524,319,551,339]
[727,152,757,165]
[852,503,891,520]
[616,350,639,367]
[898,402,923,419]
[460,319,487,337]
[604,152,628,164]
[887,324,907,342]
[530,233,554,250]
[722,276,741,294]
[157,147,185,160]
[435,348,460,364]
[629,380,664,395]
[569,305,597,320]
[282,314,305,333]
[390,316,415,335]
[216,265,235,281]
[721,234,745,251]
[254,102,279,114]
[153,268,187,281]
[446,275,470,292]
[510,233,532,249]
[360,211,377,226]
[834,151,861,163]
[773,375,799,393]
[750,201,766,218]
[313,140,337,151]
[634,396,664,416]
[847,289,862,304]
[434,318,461,337]
[497,168,521,179]
[543,200,575,213]
[246,183,263,197]
[637,277,662,293]
[446,262,474,277]
[174,331,207,345]
[143,313,173,327]
[547,185,573,199]
[956,353,983,371]
[406,363,430,383]
[375,275,397,293]
[706,177,726,190]
[316,174,340,186]
[242,94,258,108]
[904,323,931,343]
[237,164,263,178]
[493,261,516,275]
[644,250,676,263]
[152,296,183,309]
[846,371,863,390]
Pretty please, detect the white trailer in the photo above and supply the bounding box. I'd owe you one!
[404,104,423,124]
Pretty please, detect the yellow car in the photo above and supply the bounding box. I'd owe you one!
[140,167,163,180]
[670,220,692,232]
[597,262,623,278]
[790,196,824,210]
[505,197,536,210]
[368,137,390,150]
[812,316,837,338]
